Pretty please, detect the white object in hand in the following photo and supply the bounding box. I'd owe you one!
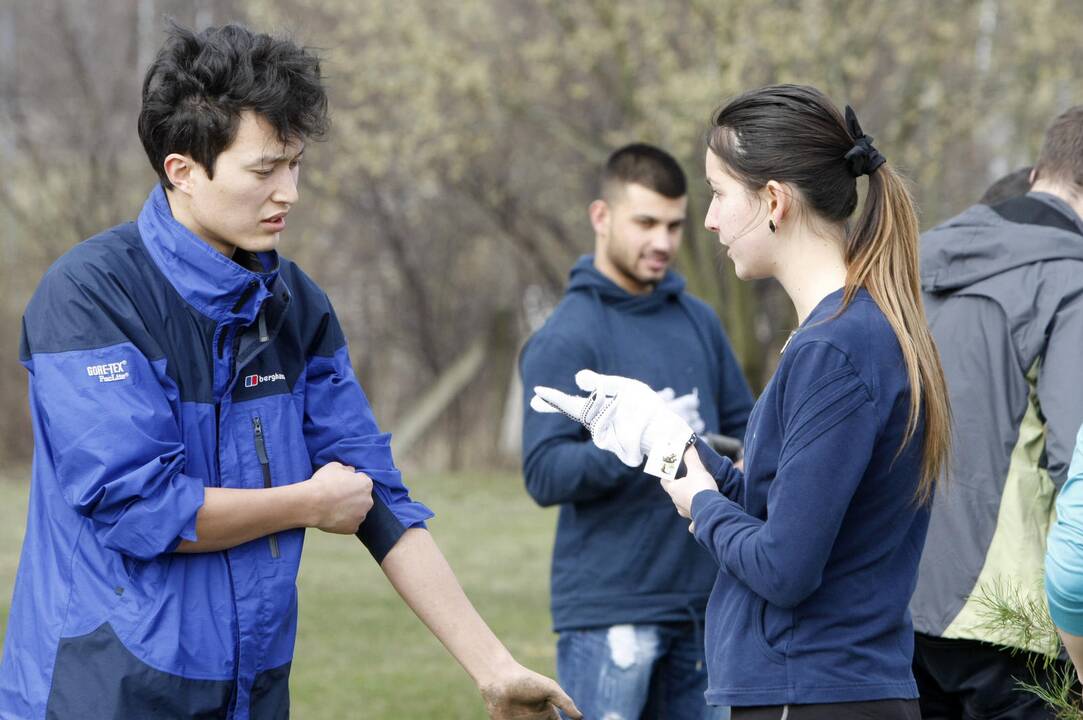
[530,370,694,479]
[658,387,706,435]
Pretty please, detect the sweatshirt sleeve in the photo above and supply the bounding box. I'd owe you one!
[689,341,876,608]
[302,300,433,562]
[520,332,639,506]
[1037,284,1083,488]
[692,436,744,504]
[20,267,205,560]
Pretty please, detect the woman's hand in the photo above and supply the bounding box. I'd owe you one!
[660,445,719,521]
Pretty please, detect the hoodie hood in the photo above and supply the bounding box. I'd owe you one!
[562,254,711,385]
[921,192,1083,293]
[566,254,686,311]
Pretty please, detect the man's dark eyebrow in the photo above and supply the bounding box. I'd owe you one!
[631,213,684,224]
[249,146,306,167]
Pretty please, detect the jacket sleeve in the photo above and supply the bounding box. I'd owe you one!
[1045,422,1083,634]
[21,266,204,560]
[1037,284,1083,487]
[689,342,876,608]
[301,301,433,562]
[519,332,640,506]
[691,437,744,504]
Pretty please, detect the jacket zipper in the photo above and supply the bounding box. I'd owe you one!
[252,416,280,559]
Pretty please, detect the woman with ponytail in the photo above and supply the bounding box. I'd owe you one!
[532,85,950,719]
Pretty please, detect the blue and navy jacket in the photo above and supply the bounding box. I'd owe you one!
[689,288,928,706]
[0,186,432,720]
[520,257,753,632]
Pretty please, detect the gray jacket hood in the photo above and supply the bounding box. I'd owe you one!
[921,192,1083,293]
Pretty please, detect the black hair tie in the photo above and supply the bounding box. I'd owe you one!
[843,105,886,177]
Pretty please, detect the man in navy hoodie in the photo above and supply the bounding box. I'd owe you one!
[520,144,753,719]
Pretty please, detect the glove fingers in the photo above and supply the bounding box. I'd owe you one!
[574,369,603,392]
[530,395,561,414]
[577,369,648,399]
[656,387,676,402]
[532,386,589,420]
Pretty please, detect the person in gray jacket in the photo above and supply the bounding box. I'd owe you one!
[912,106,1083,720]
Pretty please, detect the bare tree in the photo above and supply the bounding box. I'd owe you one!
[5,0,1083,468]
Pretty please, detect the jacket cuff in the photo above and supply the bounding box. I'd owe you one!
[691,488,725,520]
[356,493,433,563]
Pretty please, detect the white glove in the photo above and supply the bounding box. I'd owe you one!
[658,387,706,435]
[531,370,695,479]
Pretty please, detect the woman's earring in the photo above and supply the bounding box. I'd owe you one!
[768,219,776,233]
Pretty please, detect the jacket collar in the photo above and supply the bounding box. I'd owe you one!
[137,185,281,324]
[991,192,1083,236]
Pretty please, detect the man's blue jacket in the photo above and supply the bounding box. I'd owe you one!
[0,186,432,719]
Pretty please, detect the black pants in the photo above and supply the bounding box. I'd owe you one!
[913,633,1066,720]
[732,699,920,720]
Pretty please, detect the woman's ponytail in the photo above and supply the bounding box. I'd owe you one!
[844,166,951,502]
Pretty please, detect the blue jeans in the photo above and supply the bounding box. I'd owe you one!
[557,622,729,720]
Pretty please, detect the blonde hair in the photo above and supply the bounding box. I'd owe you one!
[843,164,951,501]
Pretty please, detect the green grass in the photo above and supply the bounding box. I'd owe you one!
[0,468,559,718]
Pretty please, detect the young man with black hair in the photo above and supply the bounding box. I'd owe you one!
[0,23,578,720]
[520,144,753,719]
[912,106,1083,720]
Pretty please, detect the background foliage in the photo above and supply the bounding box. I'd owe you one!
[2,0,1082,469]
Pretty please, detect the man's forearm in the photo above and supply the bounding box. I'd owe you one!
[175,484,313,553]
[524,440,629,507]
[380,528,516,684]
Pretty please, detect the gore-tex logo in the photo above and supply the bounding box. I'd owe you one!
[86,360,130,383]
[244,372,285,388]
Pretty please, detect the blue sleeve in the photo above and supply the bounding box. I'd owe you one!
[712,320,754,440]
[21,272,204,560]
[689,342,875,608]
[519,332,639,506]
[692,437,744,504]
[302,303,433,562]
[1046,422,1083,634]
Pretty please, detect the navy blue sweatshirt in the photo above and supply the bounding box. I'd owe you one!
[689,288,929,706]
[520,256,753,631]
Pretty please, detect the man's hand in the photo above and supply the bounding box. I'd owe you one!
[305,462,374,533]
[660,446,719,520]
[380,530,582,719]
[531,370,693,468]
[479,662,582,719]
